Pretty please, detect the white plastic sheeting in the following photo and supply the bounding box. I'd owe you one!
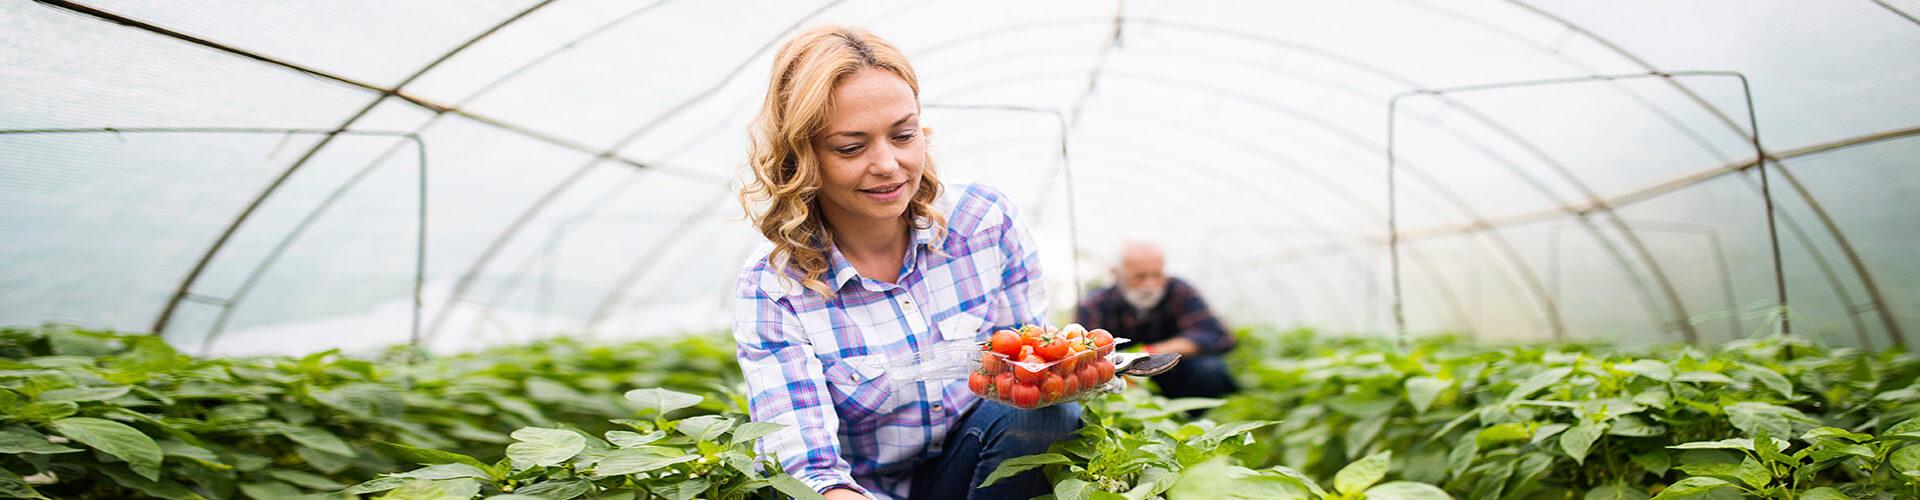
[1,0,1915,354]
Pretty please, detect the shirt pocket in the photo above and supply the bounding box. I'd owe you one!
[934,305,992,343]
[819,354,892,421]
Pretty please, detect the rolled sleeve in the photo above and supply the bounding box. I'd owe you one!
[1171,280,1235,355]
[733,274,862,494]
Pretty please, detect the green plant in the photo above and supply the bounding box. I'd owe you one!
[341,388,821,500]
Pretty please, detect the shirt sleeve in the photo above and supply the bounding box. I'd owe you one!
[991,192,1049,327]
[732,273,869,497]
[1170,279,1236,355]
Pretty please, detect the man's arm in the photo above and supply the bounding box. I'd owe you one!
[1152,279,1234,356]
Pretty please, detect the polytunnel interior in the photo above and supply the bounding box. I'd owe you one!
[2,0,1917,356]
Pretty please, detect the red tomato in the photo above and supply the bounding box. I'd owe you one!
[990,330,1023,357]
[995,372,1016,399]
[968,372,991,396]
[1013,355,1048,384]
[1095,358,1115,380]
[980,352,1005,374]
[1040,374,1066,400]
[1010,383,1041,408]
[1034,334,1070,362]
[1063,373,1083,395]
[1089,329,1115,356]
[1077,364,1101,389]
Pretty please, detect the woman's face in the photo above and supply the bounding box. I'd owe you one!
[814,67,925,231]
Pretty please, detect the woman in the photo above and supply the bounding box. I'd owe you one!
[733,25,1078,500]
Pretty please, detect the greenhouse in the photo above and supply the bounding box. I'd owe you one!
[2,0,1917,499]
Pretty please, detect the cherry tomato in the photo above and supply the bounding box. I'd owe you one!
[1095,358,1115,381]
[1013,354,1048,384]
[1034,334,1070,362]
[990,330,1023,357]
[980,352,1006,373]
[1063,373,1083,395]
[1040,374,1066,401]
[969,372,991,396]
[1010,382,1041,408]
[1077,364,1101,389]
[1089,329,1115,357]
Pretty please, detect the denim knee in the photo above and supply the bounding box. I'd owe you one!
[980,401,1082,454]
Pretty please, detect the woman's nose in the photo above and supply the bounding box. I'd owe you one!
[867,142,902,176]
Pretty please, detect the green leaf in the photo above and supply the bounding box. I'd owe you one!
[1405,377,1450,413]
[1507,367,1572,400]
[676,414,734,442]
[507,427,587,468]
[511,479,593,499]
[1669,437,1788,451]
[593,448,697,476]
[1614,360,1673,382]
[344,476,415,495]
[1346,415,1388,452]
[1333,451,1390,496]
[1607,415,1666,437]
[0,426,80,454]
[623,388,703,417]
[1726,402,1807,438]
[1740,366,1794,399]
[267,469,348,490]
[0,467,46,500]
[14,401,77,421]
[375,478,483,500]
[1477,422,1532,448]
[51,417,163,481]
[1055,477,1096,500]
[1891,445,1920,473]
[1649,477,1733,499]
[768,472,826,500]
[655,477,709,500]
[1632,452,1671,476]
[1673,371,1735,384]
[731,421,783,446]
[378,440,494,474]
[606,430,665,448]
[1801,427,1870,443]
[1584,482,1651,500]
[1364,481,1450,500]
[238,481,305,499]
[37,385,130,402]
[1199,420,1277,448]
[1447,433,1478,479]
[279,426,357,458]
[312,383,404,419]
[394,463,493,481]
[1735,456,1770,489]
[980,453,1071,487]
[1800,487,1849,500]
[1562,421,1606,465]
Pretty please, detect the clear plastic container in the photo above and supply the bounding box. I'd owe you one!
[968,324,1127,409]
[857,324,1128,410]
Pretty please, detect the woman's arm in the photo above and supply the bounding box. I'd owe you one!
[734,276,869,497]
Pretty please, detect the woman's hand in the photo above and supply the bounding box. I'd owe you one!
[824,487,871,500]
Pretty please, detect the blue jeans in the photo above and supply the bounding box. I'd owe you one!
[908,400,1083,500]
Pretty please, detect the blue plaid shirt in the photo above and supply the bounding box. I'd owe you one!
[732,184,1047,499]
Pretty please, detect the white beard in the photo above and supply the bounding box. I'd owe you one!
[1122,285,1165,313]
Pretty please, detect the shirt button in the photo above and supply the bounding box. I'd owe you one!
[931,403,943,413]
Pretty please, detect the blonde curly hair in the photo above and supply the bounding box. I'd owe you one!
[740,25,946,298]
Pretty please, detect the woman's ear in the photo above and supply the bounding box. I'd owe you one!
[922,126,934,137]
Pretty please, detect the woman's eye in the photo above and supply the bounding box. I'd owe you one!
[835,145,862,155]
[892,131,916,142]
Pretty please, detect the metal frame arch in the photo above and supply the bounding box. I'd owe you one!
[937,68,1577,339]
[425,0,854,341]
[1505,0,1906,348]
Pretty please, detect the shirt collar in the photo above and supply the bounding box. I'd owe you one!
[816,215,940,295]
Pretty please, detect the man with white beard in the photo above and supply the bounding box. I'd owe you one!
[1074,241,1239,399]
